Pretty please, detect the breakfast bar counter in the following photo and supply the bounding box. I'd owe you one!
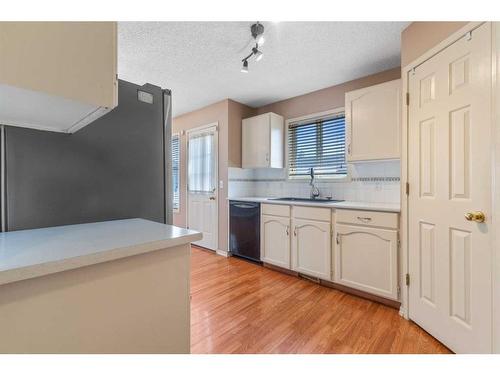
[0,219,201,353]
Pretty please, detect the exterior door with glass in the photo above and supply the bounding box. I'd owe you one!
[187,124,218,250]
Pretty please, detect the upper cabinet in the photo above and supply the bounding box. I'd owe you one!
[0,22,118,133]
[242,112,284,169]
[345,79,401,161]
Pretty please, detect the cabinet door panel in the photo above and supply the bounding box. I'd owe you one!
[242,114,270,168]
[292,219,331,280]
[345,79,401,161]
[334,224,398,300]
[261,215,290,269]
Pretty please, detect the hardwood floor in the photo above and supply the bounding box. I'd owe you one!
[190,246,451,354]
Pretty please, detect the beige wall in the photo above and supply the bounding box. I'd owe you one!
[401,22,468,67]
[228,99,258,168]
[172,99,255,252]
[257,67,401,120]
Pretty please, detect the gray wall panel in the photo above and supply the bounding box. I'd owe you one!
[5,80,167,231]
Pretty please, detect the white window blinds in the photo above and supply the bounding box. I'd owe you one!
[188,130,216,193]
[171,134,180,210]
[288,113,347,178]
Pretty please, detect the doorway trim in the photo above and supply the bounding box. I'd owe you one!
[186,121,219,251]
[401,21,500,353]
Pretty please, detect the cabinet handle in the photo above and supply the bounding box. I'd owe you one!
[357,216,372,222]
[293,226,297,237]
[286,225,289,236]
[336,233,340,245]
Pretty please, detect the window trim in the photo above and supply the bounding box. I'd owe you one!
[285,107,350,182]
[171,132,180,213]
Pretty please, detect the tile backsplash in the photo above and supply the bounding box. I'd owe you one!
[228,160,400,204]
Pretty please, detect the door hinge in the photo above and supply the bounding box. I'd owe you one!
[405,273,410,286]
[406,92,410,106]
[397,239,401,249]
[405,182,410,195]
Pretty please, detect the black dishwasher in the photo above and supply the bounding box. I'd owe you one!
[229,200,261,263]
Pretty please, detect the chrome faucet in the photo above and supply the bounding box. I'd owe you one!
[309,168,320,200]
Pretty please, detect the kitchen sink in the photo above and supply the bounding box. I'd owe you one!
[268,197,344,203]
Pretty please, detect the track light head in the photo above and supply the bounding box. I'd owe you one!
[241,59,249,73]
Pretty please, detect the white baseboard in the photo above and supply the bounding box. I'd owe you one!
[399,306,408,319]
[216,249,230,257]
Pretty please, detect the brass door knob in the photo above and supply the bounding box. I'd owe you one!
[465,211,485,223]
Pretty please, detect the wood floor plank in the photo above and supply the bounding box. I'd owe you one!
[190,246,452,354]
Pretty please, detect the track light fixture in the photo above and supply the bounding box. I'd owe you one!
[241,22,265,73]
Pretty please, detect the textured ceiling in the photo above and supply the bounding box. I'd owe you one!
[118,22,409,117]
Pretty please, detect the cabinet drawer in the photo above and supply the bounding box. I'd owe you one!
[262,203,290,217]
[293,206,331,222]
[336,209,398,229]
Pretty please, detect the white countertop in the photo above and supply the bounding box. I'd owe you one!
[0,218,202,286]
[228,197,400,213]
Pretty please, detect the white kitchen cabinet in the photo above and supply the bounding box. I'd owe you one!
[261,214,291,269]
[242,112,284,168]
[0,22,118,133]
[334,220,399,300]
[261,203,332,278]
[260,203,400,301]
[292,218,331,280]
[345,79,401,161]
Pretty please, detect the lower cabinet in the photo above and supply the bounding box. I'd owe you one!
[259,204,400,302]
[261,214,291,269]
[292,218,331,280]
[334,224,398,300]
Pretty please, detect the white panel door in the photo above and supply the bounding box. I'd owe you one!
[334,224,398,300]
[261,215,291,269]
[292,219,331,280]
[408,23,492,353]
[187,125,218,250]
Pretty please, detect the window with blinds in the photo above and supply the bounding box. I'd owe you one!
[172,134,180,210]
[288,113,347,178]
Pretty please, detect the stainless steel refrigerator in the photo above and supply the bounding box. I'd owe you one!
[0,79,172,231]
